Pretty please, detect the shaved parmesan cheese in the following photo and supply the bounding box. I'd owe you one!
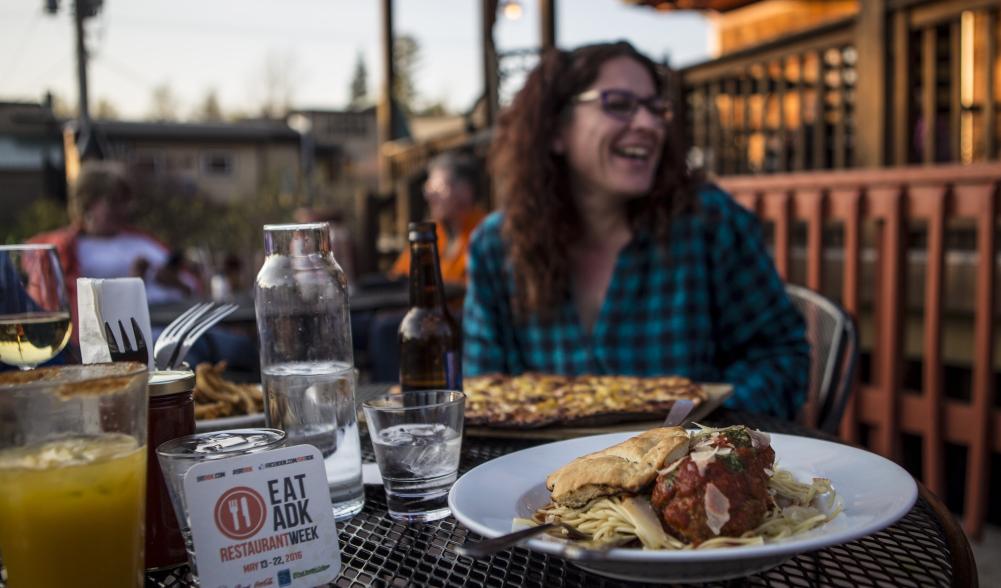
[749,429,771,449]
[620,496,670,549]
[704,482,731,536]
[658,457,684,476]
[690,448,718,476]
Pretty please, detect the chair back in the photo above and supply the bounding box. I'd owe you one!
[785,284,858,434]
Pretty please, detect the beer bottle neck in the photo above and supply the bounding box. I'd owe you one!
[409,239,446,308]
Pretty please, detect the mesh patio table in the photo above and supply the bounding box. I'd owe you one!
[7,410,971,588]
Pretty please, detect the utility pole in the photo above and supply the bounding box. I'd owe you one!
[73,0,91,125]
[481,0,498,129]
[47,0,104,160]
[377,0,396,193]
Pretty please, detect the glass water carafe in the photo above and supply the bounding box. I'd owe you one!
[254,222,364,519]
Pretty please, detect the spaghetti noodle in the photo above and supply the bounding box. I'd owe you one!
[530,427,841,550]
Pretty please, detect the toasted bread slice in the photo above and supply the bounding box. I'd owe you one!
[546,427,690,508]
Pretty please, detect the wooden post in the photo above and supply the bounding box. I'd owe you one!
[963,181,996,540]
[984,9,997,159]
[776,61,787,173]
[855,0,887,167]
[813,52,828,170]
[892,9,911,165]
[709,82,721,175]
[377,0,397,193]
[950,20,962,162]
[923,27,938,164]
[874,186,905,461]
[482,0,499,129]
[795,54,806,171]
[838,188,862,442]
[540,0,556,52]
[915,185,946,499]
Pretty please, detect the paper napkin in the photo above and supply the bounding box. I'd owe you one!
[77,277,154,370]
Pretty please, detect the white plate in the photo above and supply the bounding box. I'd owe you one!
[448,431,917,583]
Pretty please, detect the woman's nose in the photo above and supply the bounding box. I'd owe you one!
[631,104,664,131]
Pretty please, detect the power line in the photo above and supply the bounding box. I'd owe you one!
[0,9,43,87]
[92,53,158,91]
[22,53,72,90]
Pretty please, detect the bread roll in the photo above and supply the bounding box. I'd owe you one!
[546,427,690,508]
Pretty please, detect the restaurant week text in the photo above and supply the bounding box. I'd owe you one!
[220,474,318,562]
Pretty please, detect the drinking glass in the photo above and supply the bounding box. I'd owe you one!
[0,244,71,369]
[255,223,364,521]
[0,362,149,588]
[156,428,286,580]
[363,390,465,522]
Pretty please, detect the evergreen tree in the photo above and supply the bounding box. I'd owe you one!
[195,89,225,122]
[147,83,180,121]
[349,51,368,108]
[393,35,421,116]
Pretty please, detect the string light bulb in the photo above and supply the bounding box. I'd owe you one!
[501,0,523,20]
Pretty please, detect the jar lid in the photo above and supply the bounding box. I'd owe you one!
[157,429,286,459]
[149,370,196,397]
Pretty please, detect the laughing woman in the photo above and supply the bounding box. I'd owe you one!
[463,41,810,419]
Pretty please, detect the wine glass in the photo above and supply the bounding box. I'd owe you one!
[0,244,72,369]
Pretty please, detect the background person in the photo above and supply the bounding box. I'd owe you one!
[360,151,488,382]
[462,41,810,419]
[388,150,488,285]
[29,161,195,344]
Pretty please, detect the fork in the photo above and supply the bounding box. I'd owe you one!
[168,303,238,369]
[228,499,241,530]
[453,521,591,558]
[104,318,149,364]
[153,302,215,370]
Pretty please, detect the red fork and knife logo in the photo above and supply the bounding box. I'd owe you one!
[214,486,267,540]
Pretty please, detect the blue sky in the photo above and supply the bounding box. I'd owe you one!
[0,0,709,119]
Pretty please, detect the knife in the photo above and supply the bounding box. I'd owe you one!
[663,399,695,427]
[240,496,252,528]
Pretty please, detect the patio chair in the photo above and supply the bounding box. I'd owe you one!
[785,284,858,435]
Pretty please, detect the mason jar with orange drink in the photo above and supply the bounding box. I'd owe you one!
[0,363,148,588]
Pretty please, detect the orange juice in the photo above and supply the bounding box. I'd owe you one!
[0,434,146,588]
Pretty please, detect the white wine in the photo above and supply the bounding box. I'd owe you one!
[0,312,72,367]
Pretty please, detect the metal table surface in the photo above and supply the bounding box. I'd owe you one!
[138,410,976,588]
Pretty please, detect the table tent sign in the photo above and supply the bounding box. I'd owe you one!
[183,445,341,587]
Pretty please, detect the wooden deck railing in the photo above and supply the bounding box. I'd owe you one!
[719,162,1001,539]
[681,0,1001,174]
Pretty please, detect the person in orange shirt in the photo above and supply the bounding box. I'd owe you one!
[361,151,486,382]
[389,150,487,284]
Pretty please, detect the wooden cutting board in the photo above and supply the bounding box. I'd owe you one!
[464,383,733,440]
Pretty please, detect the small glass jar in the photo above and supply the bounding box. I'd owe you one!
[145,370,196,571]
[156,429,287,580]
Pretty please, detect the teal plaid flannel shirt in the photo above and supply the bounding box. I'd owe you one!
[462,187,810,419]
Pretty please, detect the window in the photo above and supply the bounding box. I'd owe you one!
[201,152,233,176]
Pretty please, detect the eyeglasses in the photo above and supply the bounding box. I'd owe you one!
[573,89,673,124]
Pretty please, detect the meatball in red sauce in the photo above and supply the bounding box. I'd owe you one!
[650,427,775,545]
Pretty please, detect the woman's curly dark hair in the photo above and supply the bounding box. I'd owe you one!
[489,41,696,320]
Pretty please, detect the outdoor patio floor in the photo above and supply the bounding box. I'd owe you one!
[971,524,999,586]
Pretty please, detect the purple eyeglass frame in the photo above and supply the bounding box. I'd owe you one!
[574,88,673,123]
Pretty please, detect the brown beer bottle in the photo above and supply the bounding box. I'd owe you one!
[398,221,462,391]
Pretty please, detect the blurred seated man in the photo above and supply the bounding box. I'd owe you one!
[29,161,195,344]
[362,151,488,382]
[388,150,488,284]
[211,253,246,302]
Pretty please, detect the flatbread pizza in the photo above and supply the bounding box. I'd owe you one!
[464,373,706,428]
